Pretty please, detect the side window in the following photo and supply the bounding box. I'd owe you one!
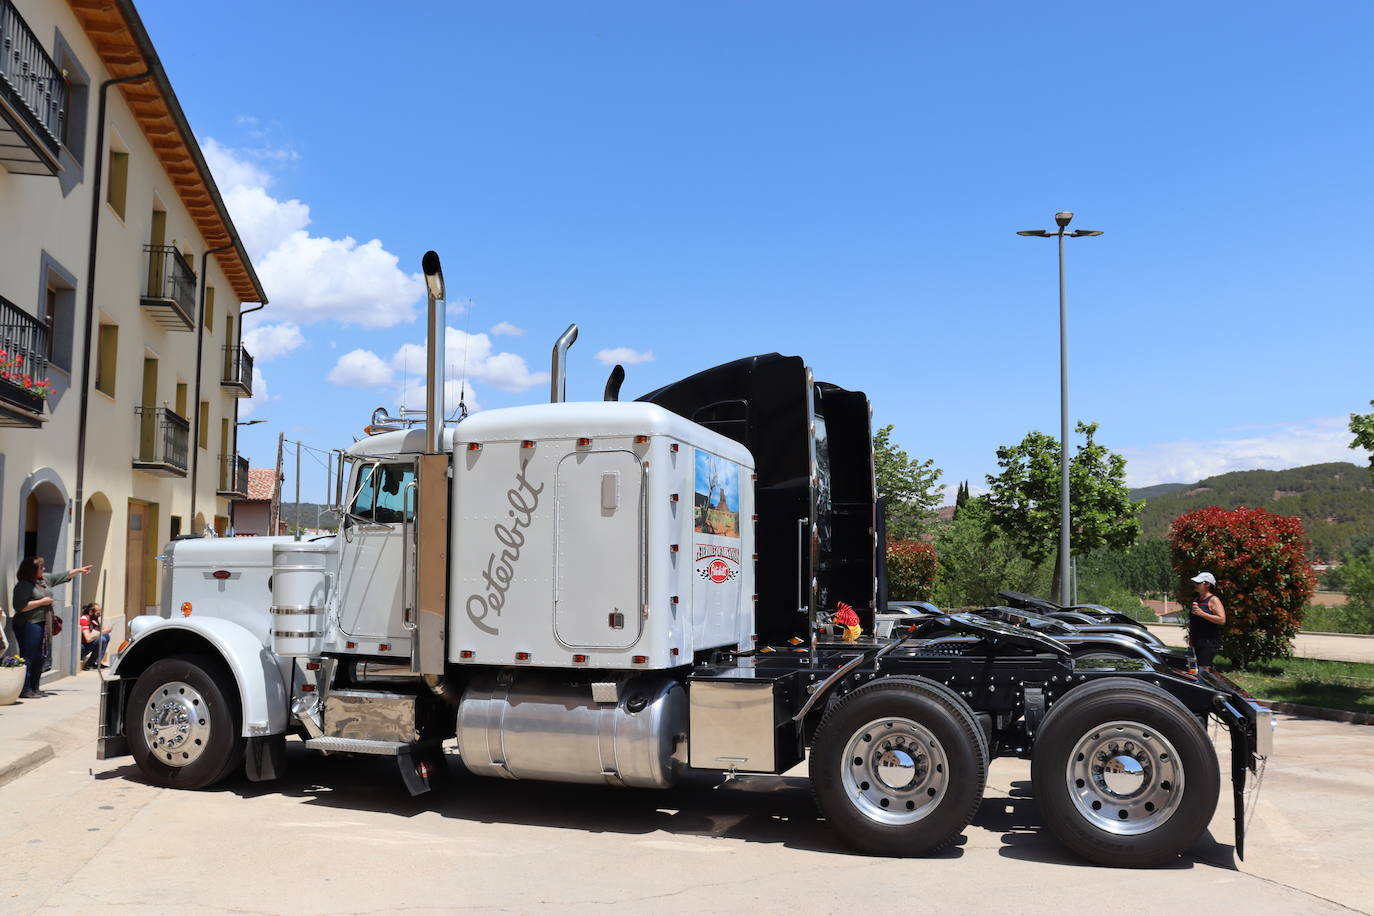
[372,463,416,524]
[348,463,380,521]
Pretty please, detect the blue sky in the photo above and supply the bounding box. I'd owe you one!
[138,1,1374,502]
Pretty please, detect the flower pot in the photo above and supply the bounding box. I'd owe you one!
[0,664,26,705]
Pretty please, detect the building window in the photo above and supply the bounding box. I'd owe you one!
[51,30,91,196]
[175,382,187,417]
[95,322,118,396]
[106,145,129,219]
[199,401,209,449]
[38,253,77,374]
[205,285,215,327]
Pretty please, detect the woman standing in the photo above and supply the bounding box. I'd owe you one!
[11,557,90,699]
[1188,571,1227,674]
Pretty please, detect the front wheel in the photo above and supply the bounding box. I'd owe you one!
[127,655,244,789]
[810,677,986,856]
[1031,677,1220,867]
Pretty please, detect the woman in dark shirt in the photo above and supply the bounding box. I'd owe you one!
[1187,571,1227,673]
[11,556,90,698]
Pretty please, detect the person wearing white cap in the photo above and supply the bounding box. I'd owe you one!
[1188,572,1226,673]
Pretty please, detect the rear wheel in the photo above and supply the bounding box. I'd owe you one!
[810,677,986,856]
[1031,677,1219,867]
[127,655,244,789]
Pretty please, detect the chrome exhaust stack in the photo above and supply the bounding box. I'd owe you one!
[550,323,578,403]
[422,251,446,455]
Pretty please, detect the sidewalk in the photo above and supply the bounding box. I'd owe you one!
[1143,624,1374,664]
[0,667,104,788]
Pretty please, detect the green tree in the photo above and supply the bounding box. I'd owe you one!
[933,497,1049,608]
[1342,551,1374,608]
[985,421,1143,603]
[953,480,970,518]
[873,424,943,540]
[1351,401,1374,484]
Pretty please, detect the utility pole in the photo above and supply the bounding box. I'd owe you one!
[271,431,284,536]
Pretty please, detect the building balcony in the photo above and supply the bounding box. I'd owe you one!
[0,0,66,177]
[222,344,253,397]
[217,453,249,497]
[141,245,197,331]
[0,293,50,427]
[133,406,189,476]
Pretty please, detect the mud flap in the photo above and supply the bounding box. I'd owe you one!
[1215,697,1255,860]
[96,677,130,760]
[245,735,287,782]
[397,744,447,796]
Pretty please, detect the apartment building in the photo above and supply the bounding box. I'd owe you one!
[0,0,267,676]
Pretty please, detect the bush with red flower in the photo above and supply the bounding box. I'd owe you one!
[887,539,937,602]
[1169,506,1316,668]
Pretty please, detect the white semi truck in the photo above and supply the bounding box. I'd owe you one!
[98,252,1272,866]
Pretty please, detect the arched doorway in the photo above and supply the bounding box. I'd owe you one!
[17,470,71,675]
[83,492,114,612]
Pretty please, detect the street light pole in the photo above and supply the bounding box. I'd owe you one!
[1017,213,1103,605]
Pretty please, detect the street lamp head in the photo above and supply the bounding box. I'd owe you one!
[1017,229,1053,237]
[1071,229,1104,237]
[1054,211,1074,228]
[236,419,267,426]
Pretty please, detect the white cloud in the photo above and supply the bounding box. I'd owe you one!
[398,378,483,417]
[327,349,394,387]
[390,328,547,394]
[241,322,304,362]
[595,347,654,366]
[203,138,423,328]
[491,321,525,336]
[239,367,269,418]
[1121,416,1356,487]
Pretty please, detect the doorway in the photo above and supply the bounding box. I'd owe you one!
[125,499,149,627]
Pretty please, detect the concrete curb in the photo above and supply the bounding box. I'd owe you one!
[0,738,55,788]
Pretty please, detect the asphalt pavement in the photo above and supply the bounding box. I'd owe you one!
[2,674,1371,914]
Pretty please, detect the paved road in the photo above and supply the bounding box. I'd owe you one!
[3,698,1369,914]
[1143,624,1374,664]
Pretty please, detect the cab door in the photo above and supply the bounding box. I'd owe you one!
[337,460,416,641]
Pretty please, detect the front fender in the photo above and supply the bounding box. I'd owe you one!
[111,616,291,736]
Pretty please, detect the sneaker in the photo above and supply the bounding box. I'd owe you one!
[18,689,41,699]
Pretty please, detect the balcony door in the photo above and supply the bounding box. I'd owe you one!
[125,500,149,628]
[139,358,158,459]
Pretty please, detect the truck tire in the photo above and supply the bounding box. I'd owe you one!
[127,655,245,790]
[810,677,986,856]
[1030,677,1219,867]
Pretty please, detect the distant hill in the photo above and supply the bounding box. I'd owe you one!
[1129,482,1190,501]
[1135,462,1374,561]
[277,502,339,531]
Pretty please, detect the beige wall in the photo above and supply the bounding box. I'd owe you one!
[0,0,255,672]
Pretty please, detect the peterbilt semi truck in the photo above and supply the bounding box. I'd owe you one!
[98,252,1272,867]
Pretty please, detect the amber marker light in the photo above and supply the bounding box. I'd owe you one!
[181,602,193,617]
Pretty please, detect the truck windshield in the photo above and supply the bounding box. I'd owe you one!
[349,462,415,524]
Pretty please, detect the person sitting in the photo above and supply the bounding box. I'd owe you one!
[80,602,112,670]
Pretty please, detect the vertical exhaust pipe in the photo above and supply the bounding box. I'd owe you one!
[422,251,446,454]
[550,323,579,403]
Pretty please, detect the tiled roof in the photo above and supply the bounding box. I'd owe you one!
[245,468,278,501]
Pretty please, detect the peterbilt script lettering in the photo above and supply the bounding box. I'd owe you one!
[466,467,544,635]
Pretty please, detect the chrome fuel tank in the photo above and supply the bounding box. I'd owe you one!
[455,673,687,789]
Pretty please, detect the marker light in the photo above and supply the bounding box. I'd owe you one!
[632,656,648,665]
[459,650,475,659]
[577,437,591,447]
[515,652,531,661]
[521,440,536,449]
[181,602,193,617]
[573,654,589,664]
[634,435,649,444]
[467,443,482,452]
[212,570,231,580]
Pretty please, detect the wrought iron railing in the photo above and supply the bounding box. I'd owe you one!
[0,0,66,154]
[134,406,190,473]
[0,293,50,413]
[218,453,249,496]
[142,245,197,326]
[222,343,254,395]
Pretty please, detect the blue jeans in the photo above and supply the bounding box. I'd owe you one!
[81,632,110,666]
[16,620,45,694]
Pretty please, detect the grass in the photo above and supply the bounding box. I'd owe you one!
[1300,603,1374,635]
[1217,655,1374,716]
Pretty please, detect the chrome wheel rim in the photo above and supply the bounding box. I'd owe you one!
[1066,719,1184,835]
[841,716,949,825]
[144,680,211,767]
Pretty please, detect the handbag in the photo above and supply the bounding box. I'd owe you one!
[50,614,63,636]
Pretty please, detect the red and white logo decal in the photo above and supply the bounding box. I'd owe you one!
[708,558,731,583]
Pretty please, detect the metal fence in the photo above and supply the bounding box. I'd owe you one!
[222,343,255,395]
[219,453,249,496]
[0,0,66,152]
[143,245,197,325]
[134,406,190,472]
[0,293,49,412]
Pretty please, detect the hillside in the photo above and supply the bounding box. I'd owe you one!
[276,502,339,531]
[1135,462,1374,561]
